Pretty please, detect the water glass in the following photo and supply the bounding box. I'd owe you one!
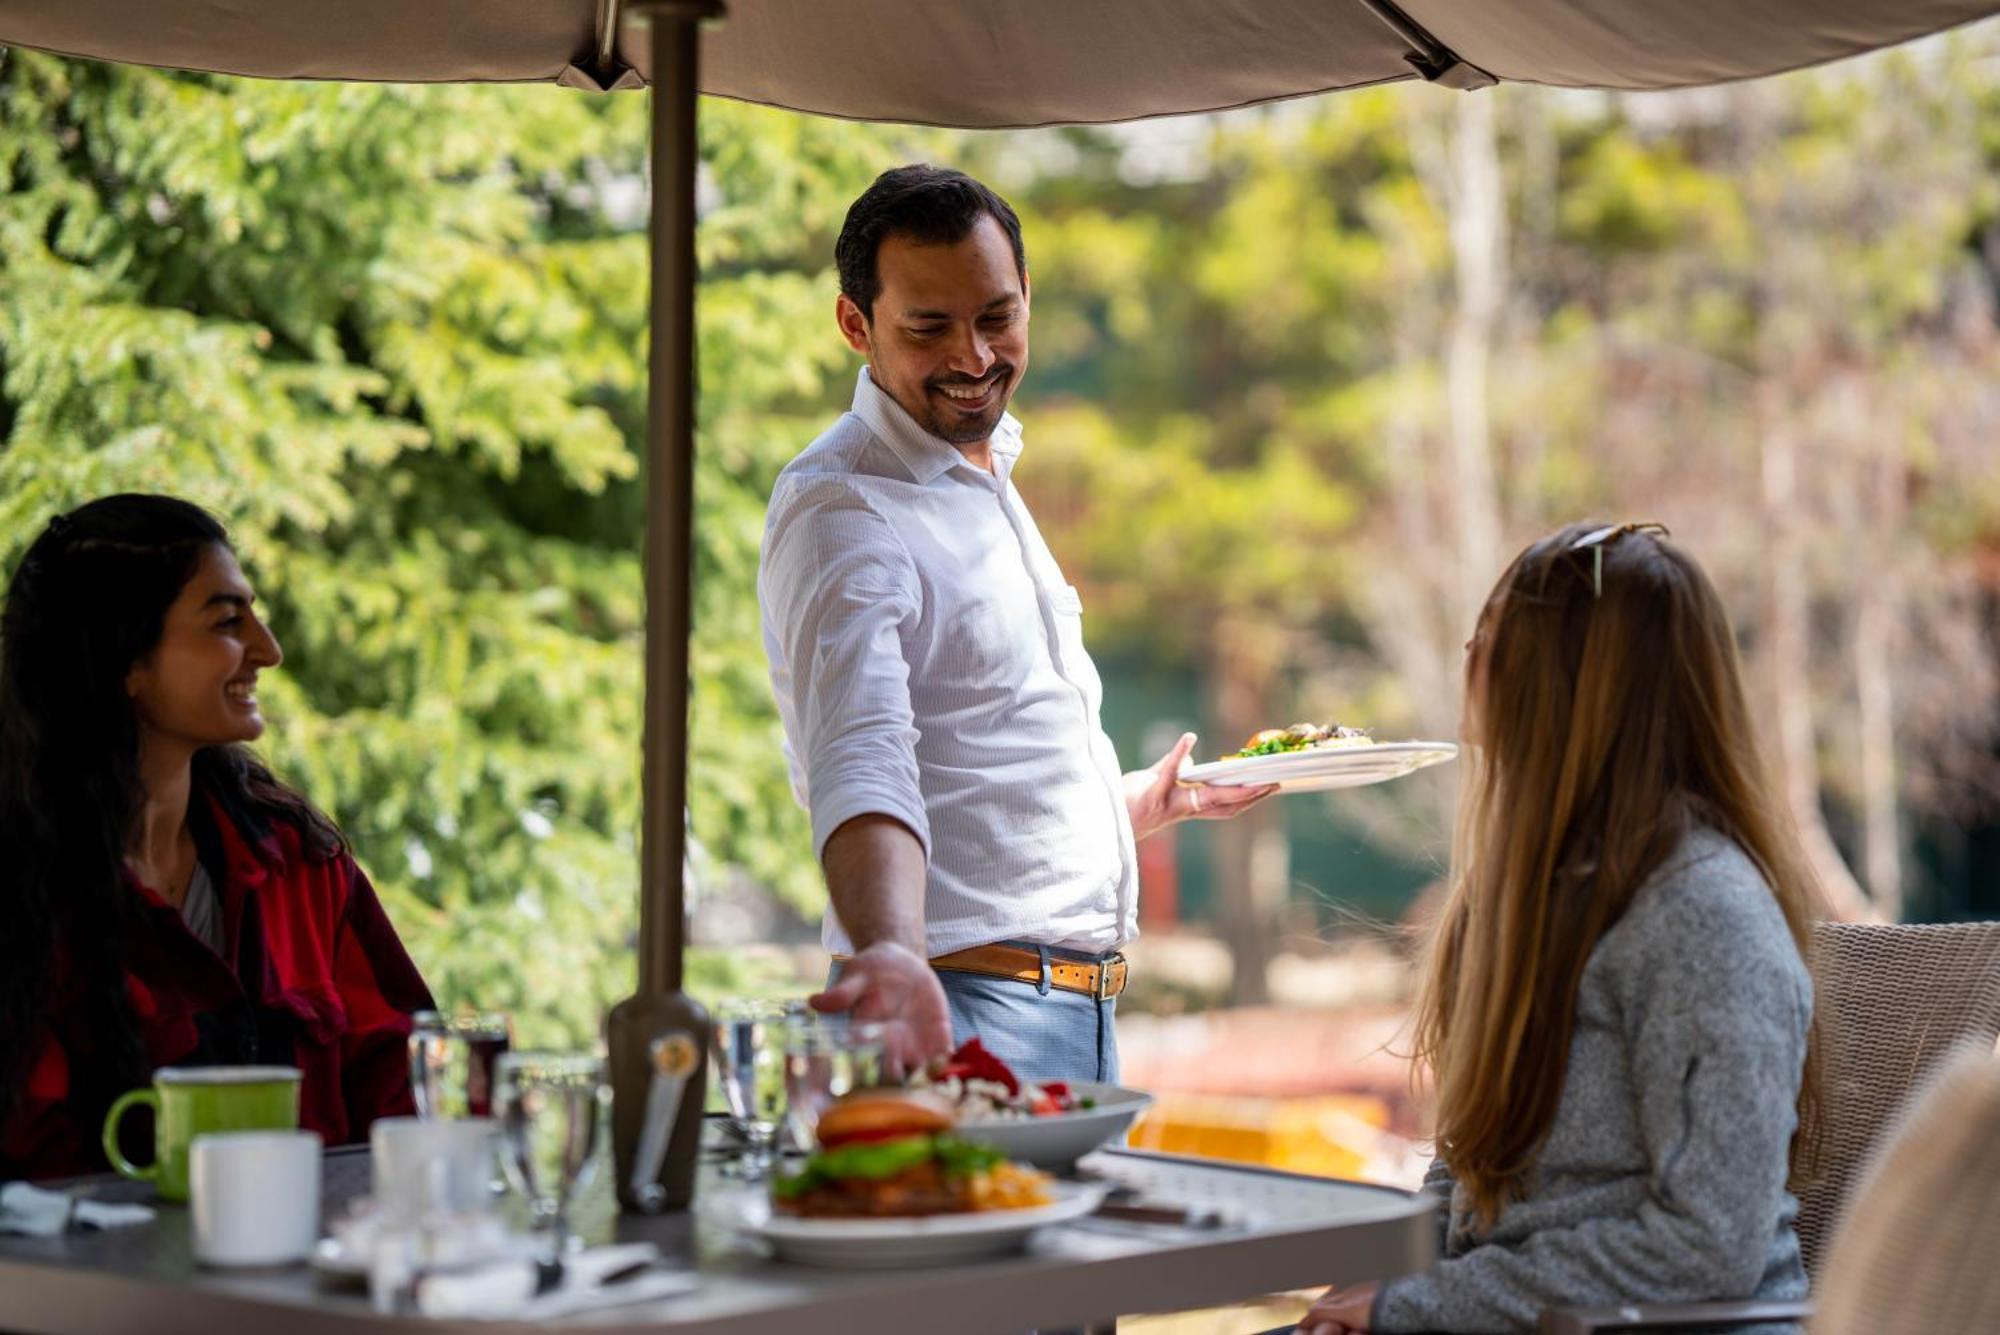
[493,1052,606,1254]
[781,1016,887,1150]
[711,1001,788,1177]
[370,1116,499,1222]
[409,1010,513,1119]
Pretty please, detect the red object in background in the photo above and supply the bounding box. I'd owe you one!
[1138,826,1181,930]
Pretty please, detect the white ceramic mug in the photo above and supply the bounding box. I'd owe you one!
[188,1129,322,1267]
[369,1116,497,1221]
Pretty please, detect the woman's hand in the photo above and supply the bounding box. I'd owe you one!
[1123,732,1275,843]
[1296,1281,1378,1334]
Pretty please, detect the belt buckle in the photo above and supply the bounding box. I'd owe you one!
[1094,953,1125,1001]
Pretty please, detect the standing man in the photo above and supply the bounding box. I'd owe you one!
[759,165,1269,1085]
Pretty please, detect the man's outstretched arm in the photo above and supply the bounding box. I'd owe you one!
[809,813,952,1068]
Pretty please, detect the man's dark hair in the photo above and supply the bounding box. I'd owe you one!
[835,165,1027,321]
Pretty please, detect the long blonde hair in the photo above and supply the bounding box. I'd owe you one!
[1413,522,1822,1226]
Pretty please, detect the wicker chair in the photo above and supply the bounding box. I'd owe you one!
[1540,920,2000,1335]
[1810,1049,2000,1334]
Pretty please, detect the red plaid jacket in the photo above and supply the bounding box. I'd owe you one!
[3,797,433,1180]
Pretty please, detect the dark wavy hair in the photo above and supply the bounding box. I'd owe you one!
[0,494,340,1131]
[835,164,1027,320]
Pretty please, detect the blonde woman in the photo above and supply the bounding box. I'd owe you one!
[1300,522,1820,1335]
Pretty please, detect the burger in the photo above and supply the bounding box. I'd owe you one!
[771,1089,1052,1217]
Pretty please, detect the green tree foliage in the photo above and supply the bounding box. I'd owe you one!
[0,50,928,1042]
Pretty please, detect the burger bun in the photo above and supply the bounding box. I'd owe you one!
[814,1089,956,1148]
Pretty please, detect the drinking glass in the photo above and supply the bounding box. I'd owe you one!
[711,1001,788,1177]
[781,1016,887,1150]
[493,1052,606,1254]
[408,1010,513,1119]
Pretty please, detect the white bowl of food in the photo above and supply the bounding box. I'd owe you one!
[908,1040,1154,1169]
[949,1082,1155,1169]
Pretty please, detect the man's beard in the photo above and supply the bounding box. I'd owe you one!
[919,365,1013,445]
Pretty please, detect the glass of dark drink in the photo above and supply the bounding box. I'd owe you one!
[408,1010,513,1119]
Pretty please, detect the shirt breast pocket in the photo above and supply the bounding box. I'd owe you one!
[939,584,1041,683]
[1050,585,1103,703]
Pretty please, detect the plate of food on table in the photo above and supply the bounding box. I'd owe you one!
[908,1038,1154,1169]
[725,1087,1110,1267]
[1177,722,1457,794]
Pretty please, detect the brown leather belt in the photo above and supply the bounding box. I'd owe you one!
[836,944,1128,1000]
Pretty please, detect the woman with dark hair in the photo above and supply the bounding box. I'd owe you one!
[0,494,432,1180]
[1298,522,1819,1334]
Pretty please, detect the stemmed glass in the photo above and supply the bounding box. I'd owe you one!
[711,1001,789,1178]
[492,1052,606,1255]
[408,1009,513,1119]
[781,1016,888,1151]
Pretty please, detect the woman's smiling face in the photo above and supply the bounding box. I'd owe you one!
[124,544,283,748]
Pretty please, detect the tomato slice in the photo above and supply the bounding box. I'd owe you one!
[819,1126,929,1149]
[945,1037,1020,1096]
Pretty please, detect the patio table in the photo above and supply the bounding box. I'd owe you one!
[0,1143,1434,1334]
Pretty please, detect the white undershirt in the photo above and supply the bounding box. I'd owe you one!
[178,861,224,957]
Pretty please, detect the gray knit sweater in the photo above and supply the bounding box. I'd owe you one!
[1373,827,1813,1335]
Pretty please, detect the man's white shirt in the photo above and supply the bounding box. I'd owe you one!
[759,367,1140,958]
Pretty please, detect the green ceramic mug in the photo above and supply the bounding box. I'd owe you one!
[102,1066,301,1202]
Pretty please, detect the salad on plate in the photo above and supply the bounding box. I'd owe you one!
[909,1038,1094,1120]
[1226,721,1372,760]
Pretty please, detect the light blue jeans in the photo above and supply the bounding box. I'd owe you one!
[829,939,1120,1085]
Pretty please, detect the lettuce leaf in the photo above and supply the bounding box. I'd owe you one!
[770,1134,1008,1200]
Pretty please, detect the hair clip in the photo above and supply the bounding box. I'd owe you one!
[1567,522,1669,598]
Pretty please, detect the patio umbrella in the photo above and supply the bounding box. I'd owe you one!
[3,0,1994,1198]
[7,0,1999,116]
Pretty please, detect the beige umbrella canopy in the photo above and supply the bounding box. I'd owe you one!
[5,0,1998,120]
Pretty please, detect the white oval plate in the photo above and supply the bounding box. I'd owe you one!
[1180,740,1458,793]
[949,1083,1154,1169]
[719,1179,1110,1268]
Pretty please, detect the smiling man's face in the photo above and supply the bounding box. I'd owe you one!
[837,213,1030,452]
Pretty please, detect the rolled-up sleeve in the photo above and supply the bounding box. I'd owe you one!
[759,478,929,862]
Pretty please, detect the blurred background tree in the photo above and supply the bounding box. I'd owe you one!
[993,33,2000,996]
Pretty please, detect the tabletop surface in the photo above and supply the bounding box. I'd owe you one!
[0,1142,1435,1334]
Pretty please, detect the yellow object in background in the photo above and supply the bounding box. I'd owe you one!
[1126,1093,1392,1180]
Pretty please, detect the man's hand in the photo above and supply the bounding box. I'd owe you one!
[1124,732,1276,844]
[1296,1281,1378,1334]
[808,940,953,1073]
[814,816,947,1074]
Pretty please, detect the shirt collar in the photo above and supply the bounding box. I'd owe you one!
[851,366,1023,485]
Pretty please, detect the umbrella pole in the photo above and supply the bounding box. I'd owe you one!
[608,0,723,1215]
[637,0,718,1000]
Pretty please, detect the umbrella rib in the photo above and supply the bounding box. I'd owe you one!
[1353,0,1497,89]
[594,0,624,81]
